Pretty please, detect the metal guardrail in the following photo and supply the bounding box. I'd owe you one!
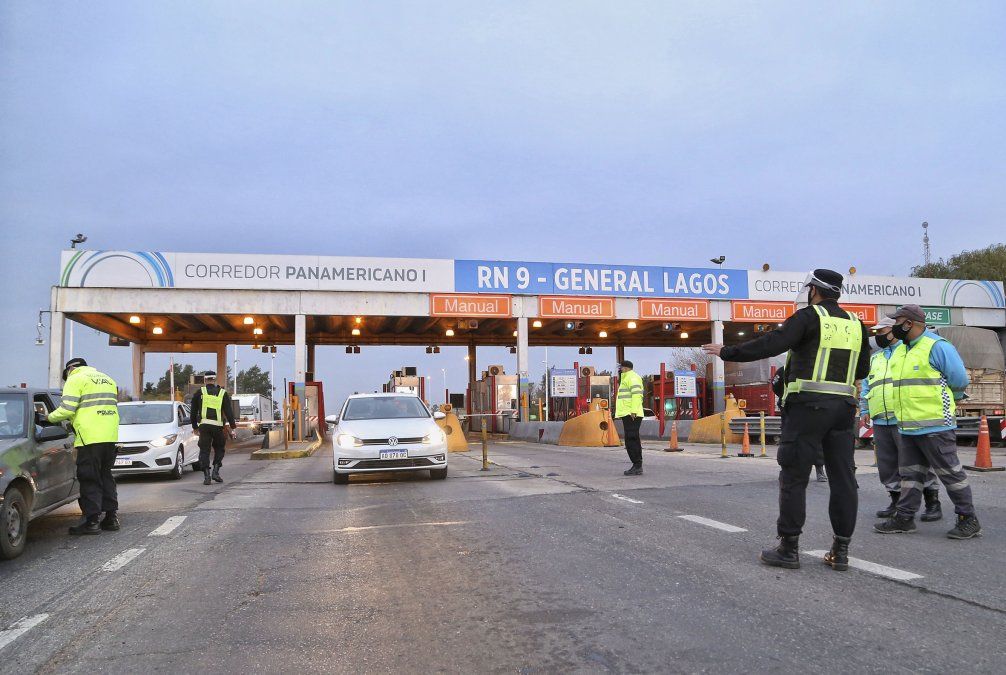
[729,416,782,437]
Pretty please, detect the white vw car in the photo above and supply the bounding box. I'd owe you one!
[329,394,448,484]
[114,401,198,479]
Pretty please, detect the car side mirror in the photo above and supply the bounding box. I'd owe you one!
[37,425,69,442]
[433,411,447,420]
[325,414,339,425]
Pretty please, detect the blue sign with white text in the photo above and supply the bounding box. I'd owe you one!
[455,260,749,299]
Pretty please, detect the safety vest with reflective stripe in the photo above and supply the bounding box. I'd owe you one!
[615,370,644,418]
[48,366,119,447]
[200,386,226,427]
[784,305,862,402]
[865,348,898,422]
[891,335,955,432]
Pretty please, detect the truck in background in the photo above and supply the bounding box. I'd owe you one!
[235,394,274,434]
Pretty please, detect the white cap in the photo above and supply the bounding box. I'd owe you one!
[871,317,896,330]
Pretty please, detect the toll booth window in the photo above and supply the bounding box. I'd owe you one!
[0,395,27,439]
[343,397,431,420]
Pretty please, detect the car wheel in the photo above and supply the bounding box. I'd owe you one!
[430,467,448,480]
[333,470,349,485]
[169,448,184,480]
[0,487,29,560]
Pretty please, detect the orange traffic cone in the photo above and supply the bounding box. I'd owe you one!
[666,420,682,452]
[737,423,753,457]
[964,416,1004,472]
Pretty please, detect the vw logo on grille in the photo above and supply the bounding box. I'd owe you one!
[388,436,399,446]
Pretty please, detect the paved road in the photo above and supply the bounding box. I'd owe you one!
[2,438,1005,673]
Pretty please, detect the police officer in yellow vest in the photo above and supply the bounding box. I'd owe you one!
[861,317,941,521]
[615,360,645,475]
[190,371,237,486]
[48,358,121,535]
[705,269,870,571]
[874,304,980,539]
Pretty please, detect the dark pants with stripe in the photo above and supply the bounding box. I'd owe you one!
[895,430,974,517]
[875,423,936,492]
[620,415,642,465]
[77,442,118,520]
[198,425,227,468]
[776,401,858,538]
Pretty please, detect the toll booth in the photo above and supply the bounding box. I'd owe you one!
[287,380,327,440]
[383,366,427,400]
[649,366,705,422]
[575,365,613,417]
[472,365,518,433]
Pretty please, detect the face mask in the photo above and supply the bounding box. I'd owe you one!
[891,321,912,341]
[871,333,893,350]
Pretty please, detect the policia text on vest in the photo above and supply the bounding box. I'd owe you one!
[190,379,237,485]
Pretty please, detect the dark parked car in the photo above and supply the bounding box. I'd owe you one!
[0,388,79,560]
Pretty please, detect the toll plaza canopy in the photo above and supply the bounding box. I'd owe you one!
[50,250,1006,414]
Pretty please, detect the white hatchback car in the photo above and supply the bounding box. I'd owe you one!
[114,401,198,479]
[329,394,448,484]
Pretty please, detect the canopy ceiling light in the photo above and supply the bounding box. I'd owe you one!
[152,326,164,335]
[243,316,254,325]
[128,315,141,324]
[532,320,542,328]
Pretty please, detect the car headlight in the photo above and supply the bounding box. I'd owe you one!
[422,430,447,444]
[336,434,363,449]
[150,434,178,448]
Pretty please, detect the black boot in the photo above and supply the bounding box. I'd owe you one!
[760,536,800,569]
[823,535,851,571]
[623,463,642,476]
[921,488,943,522]
[876,491,899,518]
[69,518,101,536]
[874,514,916,534]
[100,512,120,531]
[203,468,212,485]
[211,466,223,483]
[947,514,982,540]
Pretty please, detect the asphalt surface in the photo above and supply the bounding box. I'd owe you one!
[2,437,1005,674]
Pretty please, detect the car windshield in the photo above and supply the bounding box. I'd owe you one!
[118,403,174,425]
[342,397,430,421]
[0,394,27,439]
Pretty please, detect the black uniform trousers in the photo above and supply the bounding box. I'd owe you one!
[776,400,858,538]
[198,425,227,469]
[76,442,119,520]
[620,415,643,465]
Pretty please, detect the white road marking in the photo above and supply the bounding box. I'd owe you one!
[611,494,644,504]
[0,614,49,651]
[335,521,469,533]
[805,551,923,581]
[678,515,747,533]
[149,516,187,536]
[101,548,146,572]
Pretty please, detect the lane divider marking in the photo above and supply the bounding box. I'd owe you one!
[611,494,644,504]
[335,521,469,533]
[678,515,747,533]
[0,614,49,652]
[101,548,146,572]
[805,551,923,581]
[149,516,187,537]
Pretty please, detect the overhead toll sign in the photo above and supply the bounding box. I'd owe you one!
[732,301,796,323]
[456,260,748,299]
[839,304,877,324]
[539,296,615,319]
[638,299,710,321]
[430,294,511,318]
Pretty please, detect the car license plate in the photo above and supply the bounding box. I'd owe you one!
[380,449,408,460]
[114,458,133,467]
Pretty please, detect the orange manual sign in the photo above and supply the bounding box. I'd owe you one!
[638,299,710,321]
[539,296,616,319]
[839,304,877,324]
[731,301,796,323]
[429,294,512,318]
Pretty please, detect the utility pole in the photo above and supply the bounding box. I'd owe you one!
[922,221,931,265]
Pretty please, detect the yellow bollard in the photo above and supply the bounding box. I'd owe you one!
[480,417,489,471]
[759,411,767,458]
[720,412,728,458]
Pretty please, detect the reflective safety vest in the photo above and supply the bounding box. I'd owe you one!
[200,386,226,427]
[891,335,955,432]
[48,366,119,447]
[615,370,644,418]
[865,349,899,422]
[784,305,862,402]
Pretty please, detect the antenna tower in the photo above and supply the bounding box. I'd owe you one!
[922,221,930,265]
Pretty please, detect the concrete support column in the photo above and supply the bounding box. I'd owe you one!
[294,314,307,383]
[47,311,66,389]
[516,317,529,421]
[131,343,146,400]
[307,343,316,380]
[712,319,725,412]
[615,344,626,366]
[216,346,228,387]
[467,343,477,412]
